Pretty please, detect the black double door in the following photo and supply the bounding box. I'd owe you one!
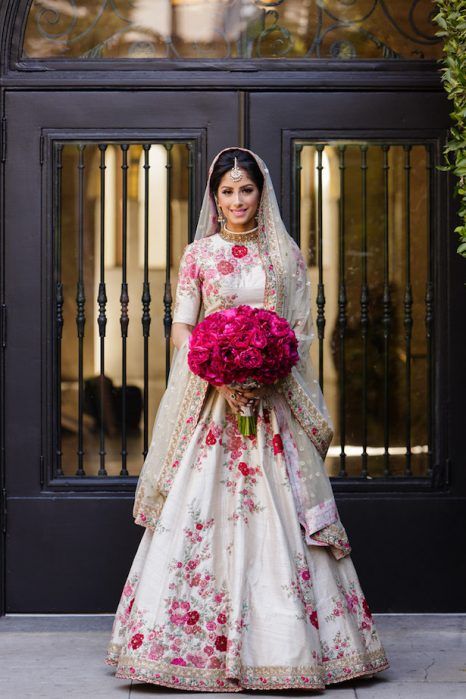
[3,88,465,613]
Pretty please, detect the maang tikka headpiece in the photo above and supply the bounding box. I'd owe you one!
[230,157,243,182]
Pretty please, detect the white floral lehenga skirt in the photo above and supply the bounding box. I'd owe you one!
[106,387,390,691]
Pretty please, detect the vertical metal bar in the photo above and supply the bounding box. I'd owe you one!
[238,91,250,149]
[119,144,129,477]
[187,143,196,243]
[315,144,325,389]
[337,145,347,478]
[75,144,86,477]
[360,144,369,478]
[382,144,391,477]
[141,144,151,460]
[164,144,173,387]
[425,145,434,479]
[403,145,413,477]
[97,144,108,477]
[292,143,303,245]
[55,143,64,477]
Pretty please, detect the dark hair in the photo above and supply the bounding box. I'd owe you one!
[209,148,264,197]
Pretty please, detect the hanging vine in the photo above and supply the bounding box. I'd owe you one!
[433,1,466,258]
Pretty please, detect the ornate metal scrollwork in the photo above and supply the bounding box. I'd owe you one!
[23,0,442,60]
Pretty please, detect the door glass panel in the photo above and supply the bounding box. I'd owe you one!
[55,141,195,478]
[294,141,433,479]
[23,0,442,60]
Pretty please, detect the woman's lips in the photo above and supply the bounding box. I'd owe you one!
[231,209,248,216]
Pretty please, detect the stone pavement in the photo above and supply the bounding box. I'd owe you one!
[0,614,465,698]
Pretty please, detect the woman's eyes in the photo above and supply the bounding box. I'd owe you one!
[221,188,254,195]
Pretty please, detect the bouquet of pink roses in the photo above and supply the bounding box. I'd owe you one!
[187,305,299,436]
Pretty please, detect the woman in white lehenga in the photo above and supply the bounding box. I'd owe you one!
[106,147,390,691]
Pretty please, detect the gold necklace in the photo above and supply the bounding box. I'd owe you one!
[219,225,259,243]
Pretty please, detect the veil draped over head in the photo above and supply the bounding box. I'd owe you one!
[133,148,351,560]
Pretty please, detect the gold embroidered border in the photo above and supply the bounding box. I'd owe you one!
[258,188,286,317]
[106,647,389,692]
[281,371,333,459]
[309,520,352,560]
[133,495,165,530]
[157,371,209,497]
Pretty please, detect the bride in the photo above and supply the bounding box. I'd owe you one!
[105,147,390,691]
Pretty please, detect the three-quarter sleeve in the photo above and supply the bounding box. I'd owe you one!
[172,242,202,326]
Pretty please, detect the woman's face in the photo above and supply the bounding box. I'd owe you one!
[216,169,261,232]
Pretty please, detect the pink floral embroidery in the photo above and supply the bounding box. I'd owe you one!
[206,429,217,445]
[362,597,373,618]
[281,552,317,628]
[217,260,234,275]
[231,244,248,258]
[214,634,228,651]
[129,633,144,649]
[131,501,250,670]
[221,453,265,524]
[187,610,200,625]
[171,657,187,666]
[345,592,359,613]
[238,461,249,476]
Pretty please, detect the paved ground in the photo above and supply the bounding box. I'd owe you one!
[0,614,465,698]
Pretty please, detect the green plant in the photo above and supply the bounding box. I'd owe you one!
[433,1,466,257]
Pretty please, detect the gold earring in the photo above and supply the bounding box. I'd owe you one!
[215,197,225,225]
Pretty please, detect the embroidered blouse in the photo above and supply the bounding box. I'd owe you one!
[172,234,266,326]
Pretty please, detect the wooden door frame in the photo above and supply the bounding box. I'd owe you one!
[1,0,463,616]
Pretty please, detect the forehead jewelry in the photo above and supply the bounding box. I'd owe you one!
[230,157,243,182]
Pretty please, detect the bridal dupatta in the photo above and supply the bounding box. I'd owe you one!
[133,148,351,561]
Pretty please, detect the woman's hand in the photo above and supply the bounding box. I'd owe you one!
[214,384,268,415]
[171,322,193,350]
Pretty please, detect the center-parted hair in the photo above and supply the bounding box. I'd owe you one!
[209,149,264,197]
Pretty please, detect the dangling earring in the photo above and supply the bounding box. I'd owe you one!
[215,197,225,226]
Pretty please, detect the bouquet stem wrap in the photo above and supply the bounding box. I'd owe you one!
[230,380,260,436]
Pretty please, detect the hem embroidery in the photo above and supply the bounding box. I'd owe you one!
[105,647,389,691]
